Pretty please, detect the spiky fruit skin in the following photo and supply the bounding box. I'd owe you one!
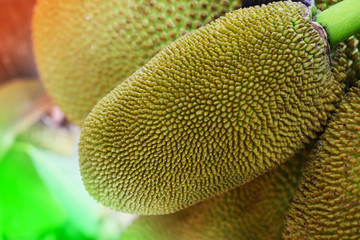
[283,86,360,240]
[315,0,360,83]
[343,34,360,84]
[121,153,307,240]
[0,79,44,126]
[79,1,346,215]
[242,0,314,8]
[33,0,242,125]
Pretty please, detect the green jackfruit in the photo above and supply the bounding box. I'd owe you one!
[283,85,360,240]
[33,0,242,125]
[79,1,347,214]
[121,153,307,240]
[315,0,360,82]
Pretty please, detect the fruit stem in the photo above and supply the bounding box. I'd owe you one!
[315,0,360,48]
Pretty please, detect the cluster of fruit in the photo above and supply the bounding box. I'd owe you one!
[32,0,359,239]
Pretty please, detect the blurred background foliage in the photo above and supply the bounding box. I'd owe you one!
[0,0,137,239]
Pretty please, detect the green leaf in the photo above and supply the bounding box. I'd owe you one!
[27,146,99,237]
[0,143,67,239]
[0,130,15,159]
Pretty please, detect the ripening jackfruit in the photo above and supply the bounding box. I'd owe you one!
[79,1,347,214]
[33,0,242,125]
[315,0,360,82]
[121,152,307,240]
[0,79,44,127]
[244,0,360,83]
[283,85,360,240]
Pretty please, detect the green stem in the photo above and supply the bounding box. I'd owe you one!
[315,0,360,48]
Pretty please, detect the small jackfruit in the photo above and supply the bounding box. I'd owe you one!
[283,85,360,239]
[79,1,347,215]
[33,0,242,125]
[121,153,308,240]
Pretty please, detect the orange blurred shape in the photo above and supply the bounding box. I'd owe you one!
[0,0,38,84]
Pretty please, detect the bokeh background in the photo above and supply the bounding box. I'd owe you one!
[0,0,136,239]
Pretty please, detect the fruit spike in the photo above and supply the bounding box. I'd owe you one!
[121,152,308,240]
[242,0,314,8]
[32,0,242,125]
[79,1,350,214]
[283,85,360,239]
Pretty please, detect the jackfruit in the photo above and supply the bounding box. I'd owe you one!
[240,0,360,83]
[315,0,360,83]
[79,1,347,214]
[121,152,307,240]
[0,79,45,127]
[283,85,360,240]
[33,0,242,125]
[242,0,313,8]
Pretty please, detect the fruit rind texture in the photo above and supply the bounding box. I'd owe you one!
[120,152,307,240]
[79,1,347,215]
[32,0,242,125]
[283,85,360,240]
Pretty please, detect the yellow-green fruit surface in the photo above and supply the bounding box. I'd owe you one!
[0,79,44,127]
[283,86,360,239]
[79,1,346,215]
[121,153,307,240]
[33,0,242,125]
[316,0,360,82]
